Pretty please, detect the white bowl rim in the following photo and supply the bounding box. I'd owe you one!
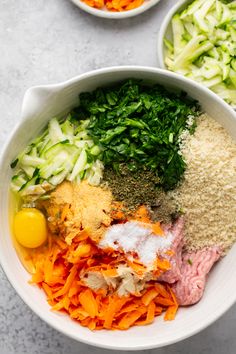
[70,0,161,19]
[1,65,236,351]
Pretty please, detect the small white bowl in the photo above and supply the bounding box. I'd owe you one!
[157,0,236,109]
[157,0,193,68]
[70,0,161,19]
[1,66,236,350]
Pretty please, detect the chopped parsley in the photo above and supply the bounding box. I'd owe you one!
[187,259,193,265]
[72,79,200,191]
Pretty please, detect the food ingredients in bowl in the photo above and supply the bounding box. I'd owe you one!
[99,221,172,266]
[82,0,144,12]
[10,80,236,331]
[173,246,221,305]
[77,79,199,191]
[42,180,112,244]
[11,117,103,201]
[164,0,236,107]
[28,206,221,328]
[13,208,47,248]
[11,80,199,201]
[170,114,236,253]
[30,205,181,329]
[103,164,177,222]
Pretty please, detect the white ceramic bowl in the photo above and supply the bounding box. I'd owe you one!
[1,66,236,351]
[157,0,236,109]
[157,0,193,68]
[70,0,161,19]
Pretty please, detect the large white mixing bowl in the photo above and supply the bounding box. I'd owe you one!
[0,66,236,350]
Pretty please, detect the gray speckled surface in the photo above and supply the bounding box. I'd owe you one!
[0,0,236,353]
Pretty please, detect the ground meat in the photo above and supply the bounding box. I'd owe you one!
[172,246,222,306]
[157,217,222,306]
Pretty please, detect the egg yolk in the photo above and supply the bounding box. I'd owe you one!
[13,208,47,248]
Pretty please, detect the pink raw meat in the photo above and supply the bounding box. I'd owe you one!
[172,246,222,306]
[158,217,184,283]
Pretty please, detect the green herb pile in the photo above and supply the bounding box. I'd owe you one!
[72,80,200,191]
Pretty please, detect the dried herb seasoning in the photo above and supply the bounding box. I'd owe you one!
[103,164,160,208]
[103,164,178,223]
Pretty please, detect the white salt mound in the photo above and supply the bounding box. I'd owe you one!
[99,221,172,266]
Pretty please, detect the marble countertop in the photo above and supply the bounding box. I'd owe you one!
[0,0,235,353]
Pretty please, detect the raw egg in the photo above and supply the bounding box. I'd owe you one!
[13,208,47,248]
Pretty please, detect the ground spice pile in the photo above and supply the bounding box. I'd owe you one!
[103,164,177,223]
[42,180,112,244]
[103,164,160,207]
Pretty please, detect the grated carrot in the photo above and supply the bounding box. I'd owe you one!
[164,305,178,321]
[110,201,128,221]
[30,221,179,330]
[101,268,118,277]
[141,288,158,306]
[103,296,128,329]
[118,310,144,330]
[154,283,172,299]
[52,264,78,298]
[155,296,175,307]
[82,0,144,11]
[79,289,98,318]
[155,258,171,271]
[132,205,151,223]
[152,222,164,236]
[128,260,147,276]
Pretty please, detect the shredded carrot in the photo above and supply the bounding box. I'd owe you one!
[42,282,53,300]
[152,222,164,236]
[164,305,178,321]
[103,295,128,329]
[155,306,163,315]
[110,201,130,221]
[68,280,81,298]
[155,258,171,271]
[103,299,119,329]
[142,301,156,325]
[82,0,144,11]
[52,264,78,298]
[69,243,92,261]
[118,310,143,330]
[154,283,172,299]
[73,229,90,243]
[79,289,98,318]
[155,296,175,307]
[30,221,179,330]
[125,0,144,10]
[132,205,151,223]
[168,285,178,306]
[165,249,175,257]
[70,307,89,320]
[60,203,71,221]
[141,288,158,306]
[88,318,97,330]
[128,261,146,276]
[101,268,118,277]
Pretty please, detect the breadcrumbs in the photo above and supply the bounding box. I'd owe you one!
[171,114,236,253]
